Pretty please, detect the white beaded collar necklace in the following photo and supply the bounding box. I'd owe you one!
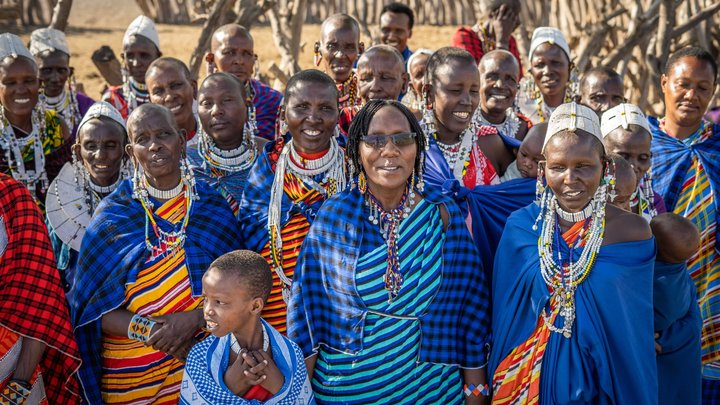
[230,326,269,355]
[144,178,183,200]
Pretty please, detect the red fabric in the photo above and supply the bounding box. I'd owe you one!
[103,86,129,120]
[243,384,273,401]
[0,174,82,404]
[338,105,360,137]
[451,27,524,78]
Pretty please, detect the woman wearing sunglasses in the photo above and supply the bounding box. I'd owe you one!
[287,99,492,405]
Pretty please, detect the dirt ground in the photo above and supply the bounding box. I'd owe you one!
[10,0,460,99]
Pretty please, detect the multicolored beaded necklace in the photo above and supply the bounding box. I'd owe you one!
[0,104,49,194]
[433,125,476,181]
[337,72,358,108]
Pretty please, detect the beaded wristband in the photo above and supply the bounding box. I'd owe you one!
[128,314,156,343]
[463,383,489,397]
[1,380,31,405]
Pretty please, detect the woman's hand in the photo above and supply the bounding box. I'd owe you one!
[146,310,203,361]
[224,350,268,396]
[491,4,519,49]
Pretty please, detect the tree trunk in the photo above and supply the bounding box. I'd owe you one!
[49,0,72,31]
[188,0,237,79]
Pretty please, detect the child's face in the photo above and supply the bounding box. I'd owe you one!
[202,268,261,338]
[516,134,544,178]
[603,127,652,186]
[608,167,636,212]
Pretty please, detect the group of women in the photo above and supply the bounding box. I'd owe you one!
[1,2,719,404]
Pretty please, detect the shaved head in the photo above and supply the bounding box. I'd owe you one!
[126,103,177,141]
[479,49,519,76]
[320,13,360,40]
[357,44,404,70]
[211,24,253,52]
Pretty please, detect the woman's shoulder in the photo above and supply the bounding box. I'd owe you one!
[604,205,652,245]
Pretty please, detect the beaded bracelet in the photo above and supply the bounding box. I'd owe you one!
[128,314,156,343]
[463,383,489,397]
[1,380,31,405]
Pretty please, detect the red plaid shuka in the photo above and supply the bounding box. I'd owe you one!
[452,25,524,78]
[0,173,81,404]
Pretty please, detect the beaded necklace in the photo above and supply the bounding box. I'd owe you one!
[44,88,80,135]
[365,182,418,302]
[134,174,196,258]
[629,175,657,220]
[0,105,49,194]
[537,186,606,338]
[267,137,347,303]
[122,78,149,117]
[472,107,520,138]
[434,125,476,182]
[337,72,358,107]
[473,23,496,53]
[535,90,573,123]
[230,326,269,355]
[197,124,257,174]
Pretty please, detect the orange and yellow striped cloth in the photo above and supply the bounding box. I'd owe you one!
[100,194,203,404]
[261,172,324,334]
[492,221,586,403]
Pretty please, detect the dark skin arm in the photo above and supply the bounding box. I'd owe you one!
[12,337,46,383]
[305,353,318,381]
[463,368,488,405]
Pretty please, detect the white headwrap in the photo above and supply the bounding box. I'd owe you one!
[544,102,602,153]
[600,103,651,138]
[29,28,70,57]
[123,15,160,51]
[77,101,127,135]
[407,48,433,72]
[528,27,570,61]
[0,33,36,67]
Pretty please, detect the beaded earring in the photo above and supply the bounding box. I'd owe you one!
[358,171,367,194]
[131,159,144,199]
[416,154,425,192]
[420,88,435,149]
[535,162,546,202]
[313,42,322,67]
[604,160,617,202]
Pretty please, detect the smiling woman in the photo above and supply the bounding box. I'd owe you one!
[69,103,241,404]
[490,102,657,404]
[0,33,72,210]
[314,14,363,108]
[239,69,347,334]
[287,99,491,405]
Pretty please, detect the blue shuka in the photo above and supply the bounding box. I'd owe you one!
[69,179,242,404]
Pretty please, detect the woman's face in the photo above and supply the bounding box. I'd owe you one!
[479,53,519,115]
[126,111,184,189]
[359,106,417,195]
[661,56,715,129]
[529,43,570,100]
[0,57,39,118]
[603,127,652,186]
[36,50,70,98]
[431,61,480,136]
[283,81,339,154]
[123,35,160,84]
[76,119,126,187]
[544,131,605,212]
[319,25,360,83]
[197,78,247,150]
[146,65,197,131]
[408,54,430,97]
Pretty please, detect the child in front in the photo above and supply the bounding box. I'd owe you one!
[181,250,314,404]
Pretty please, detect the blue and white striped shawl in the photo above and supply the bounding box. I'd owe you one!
[69,179,242,404]
[181,319,315,404]
[287,185,491,368]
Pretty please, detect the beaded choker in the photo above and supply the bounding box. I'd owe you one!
[44,89,80,134]
[230,326,269,355]
[0,105,49,195]
[555,202,593,223]
[123,77,149,116]
[365,182,418,302]
[337,72,358,107]
[267,137,347,303]
[197,124,256,173]
[144,179,184,200]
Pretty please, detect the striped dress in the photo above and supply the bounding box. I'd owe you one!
[100,194,203,404]
[312,199,463,404]
[260,172,325,334]
[670,125,720,379]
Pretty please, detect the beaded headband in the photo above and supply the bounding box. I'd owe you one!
[77,101,127,135]
[600,103,651,138]
[0,33,36,67]
[123,15,160,50]
[528,27,570,61]
[544,102,602,153]
[29,28,70,57]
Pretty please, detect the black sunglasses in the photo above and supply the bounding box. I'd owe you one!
[361,132,417,150]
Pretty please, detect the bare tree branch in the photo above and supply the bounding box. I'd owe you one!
[49,0,73,31]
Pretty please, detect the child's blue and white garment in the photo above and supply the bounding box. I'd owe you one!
[180,319,315,404]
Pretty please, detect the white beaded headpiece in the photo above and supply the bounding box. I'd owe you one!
[529,27,570,61]
[77,101,127,134]
[544,102,602,153]
[600,103,651,138]
[29,28,70,57]
[123,15,160,51]
[0,33,36,67]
